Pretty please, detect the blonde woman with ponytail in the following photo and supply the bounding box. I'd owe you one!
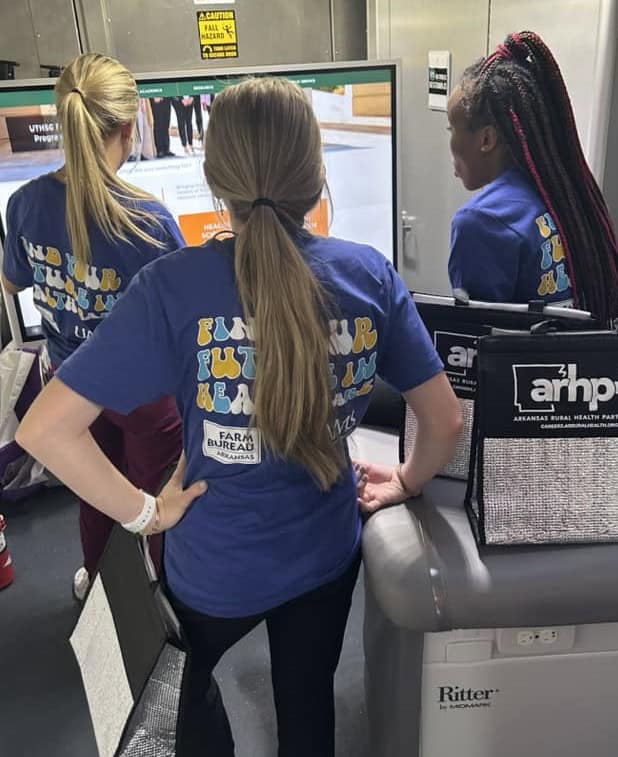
[2,53,185,600]
[17,77,462,755]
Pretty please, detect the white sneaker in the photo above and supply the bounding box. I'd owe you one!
[73,567,90,602]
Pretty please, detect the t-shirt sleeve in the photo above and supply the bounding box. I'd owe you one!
[154,207,185,254]
[2,193,34,288]
[56,266,178,413]
[448,207,521,301]
[376,262,444,393]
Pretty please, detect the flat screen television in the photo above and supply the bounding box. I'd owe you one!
[0,60,400,347]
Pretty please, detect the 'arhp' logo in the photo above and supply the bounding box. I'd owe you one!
[434,331,478,377]
[513,363,618,413]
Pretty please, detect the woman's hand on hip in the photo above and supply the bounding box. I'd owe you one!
[148,454,207,533]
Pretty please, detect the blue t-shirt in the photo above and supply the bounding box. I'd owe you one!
[3,173,185,366]
[57,233,443,617]
[448,167,573,304]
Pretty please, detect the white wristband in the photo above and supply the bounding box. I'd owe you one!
[121,491,156,534]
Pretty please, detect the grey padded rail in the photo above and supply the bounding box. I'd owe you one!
[362,477,618,631]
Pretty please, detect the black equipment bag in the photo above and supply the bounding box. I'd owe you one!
[400,293,597,480]
[70,525,189,756]
[467,329,618,546]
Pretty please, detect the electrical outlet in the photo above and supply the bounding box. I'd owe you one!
[517,630,535,646]
[540,629,559,644]
[497,626,576,655]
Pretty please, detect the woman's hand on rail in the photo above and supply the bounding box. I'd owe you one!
[354,461,421,514]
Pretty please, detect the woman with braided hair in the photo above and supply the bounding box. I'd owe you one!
[447,30,618,323]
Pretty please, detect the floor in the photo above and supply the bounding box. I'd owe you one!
[0,485,369,757]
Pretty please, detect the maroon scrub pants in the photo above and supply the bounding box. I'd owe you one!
[78,396,182,576]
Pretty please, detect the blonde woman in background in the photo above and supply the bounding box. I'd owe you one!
[2,53,184,599]
[17,77,461,755]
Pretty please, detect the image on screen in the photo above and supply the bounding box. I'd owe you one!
[0,64,397,340]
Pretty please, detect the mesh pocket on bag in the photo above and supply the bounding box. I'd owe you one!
[117,643,187,757]
[481,437,618,545]
[403,397,474,480]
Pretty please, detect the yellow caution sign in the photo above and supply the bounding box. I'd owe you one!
[197,10,238,60]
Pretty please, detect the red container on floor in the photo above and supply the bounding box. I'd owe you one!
[0,514,14,590]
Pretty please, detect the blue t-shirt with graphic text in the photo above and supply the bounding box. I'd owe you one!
[3,173,185,366]
[448,167,573,304]
[57,233,443,617]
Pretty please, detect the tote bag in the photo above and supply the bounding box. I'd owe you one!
[70,525,189,756]
[400,293,596,480]
[467,329,618,545]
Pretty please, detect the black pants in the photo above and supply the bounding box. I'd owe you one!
[170,551,361,757]
[173,100,194,147]
[150,98,171,156]
[193,97,203,140]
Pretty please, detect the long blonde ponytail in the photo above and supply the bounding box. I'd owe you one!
[55,53,166,264]
[204,78,344,490]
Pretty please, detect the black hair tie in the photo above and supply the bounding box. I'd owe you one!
[71,87,86,102]
[252,197,277,210]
